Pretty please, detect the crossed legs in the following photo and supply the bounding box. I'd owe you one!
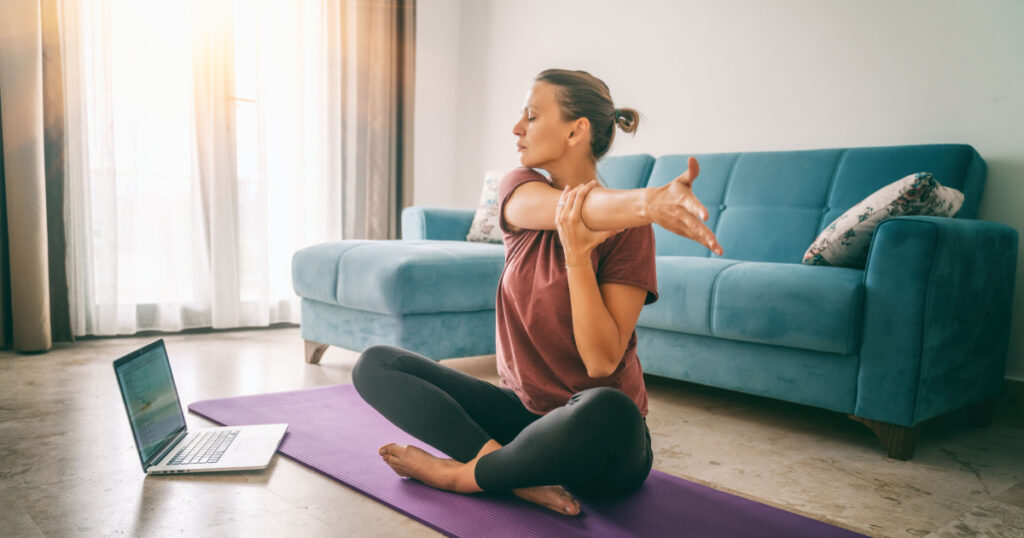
[351,345,653,515]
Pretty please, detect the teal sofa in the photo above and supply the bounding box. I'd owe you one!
[292,144,1018,459]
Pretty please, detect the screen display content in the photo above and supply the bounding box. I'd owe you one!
[115,346,186,464]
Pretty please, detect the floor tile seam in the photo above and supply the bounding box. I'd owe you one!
[923,498,1024,537]
[199,504,335,532]
[261,463,440,534]
[262,474,336,515]
[1,488,49,537]
[993,480,1024,508]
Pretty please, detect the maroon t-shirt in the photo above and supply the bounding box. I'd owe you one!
[495,167,658,417]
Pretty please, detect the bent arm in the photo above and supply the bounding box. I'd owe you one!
[567,271,647,378]
[504,181,651,232]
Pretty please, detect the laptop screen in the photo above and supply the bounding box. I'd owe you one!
[114,340,186,467]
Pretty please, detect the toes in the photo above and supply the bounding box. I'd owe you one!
[380,443,405,456]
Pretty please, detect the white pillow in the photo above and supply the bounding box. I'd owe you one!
[803,172,964,268]
[465,170,506,243]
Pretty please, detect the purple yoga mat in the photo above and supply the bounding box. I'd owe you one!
[188,384,864,538]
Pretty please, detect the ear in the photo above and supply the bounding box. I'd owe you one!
[567,118,590,147]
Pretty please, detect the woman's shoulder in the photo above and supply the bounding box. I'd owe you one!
[499,167,551,199]
[502,167,549,184]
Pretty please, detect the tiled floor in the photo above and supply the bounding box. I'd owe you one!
[1,327,1022,537]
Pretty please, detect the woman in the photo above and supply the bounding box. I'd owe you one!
[352,69,723,516]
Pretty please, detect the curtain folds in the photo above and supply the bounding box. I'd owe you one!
[57,0,415,337]
[0,0,72,352]
[191,0,241,328]
[349,0,415,240]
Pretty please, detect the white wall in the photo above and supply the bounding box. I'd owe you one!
[415,0,1024,379]
[412,0,462,207]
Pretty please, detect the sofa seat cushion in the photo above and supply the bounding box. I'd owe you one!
[638,258,865,355]
[292,240,505,315]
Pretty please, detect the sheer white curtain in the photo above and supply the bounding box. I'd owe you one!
[60,0,344,335]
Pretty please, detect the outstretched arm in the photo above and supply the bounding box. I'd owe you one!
[504,181,650,232]
[503,157,723,255]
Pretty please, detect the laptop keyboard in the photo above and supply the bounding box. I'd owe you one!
[168,430,240,465]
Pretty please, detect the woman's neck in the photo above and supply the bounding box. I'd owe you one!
[545,159,598,190]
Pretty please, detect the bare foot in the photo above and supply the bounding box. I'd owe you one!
[379,443,464,491]
[378,443,581,516]
[512,485,581,516]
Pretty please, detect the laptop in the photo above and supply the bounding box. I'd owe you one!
[114,339,287,474]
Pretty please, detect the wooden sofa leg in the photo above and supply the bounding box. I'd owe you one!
[848,415,922,460]
[304,340,329,364]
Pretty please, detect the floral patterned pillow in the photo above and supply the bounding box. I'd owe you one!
[803,172,964,268]
[466,170,506,243]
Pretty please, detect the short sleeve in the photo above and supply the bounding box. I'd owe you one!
[498,167,550,234]
[596,224,659,305]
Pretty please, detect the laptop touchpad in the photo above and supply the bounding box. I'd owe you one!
[234,437,277,456]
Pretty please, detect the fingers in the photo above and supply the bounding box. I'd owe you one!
[571,180,600,219]
[674,156,701,187]
[658,201,722,254]
[686,217,723,255]
[690,197,710,222]
[556,184,584,233]
[560,181,594,220]
[567,182,585,219]
[668,161,709,221]
[557,181,608,236]
[555,185,569,225]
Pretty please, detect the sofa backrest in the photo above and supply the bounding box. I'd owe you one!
[597,144,985,263]
[596,154,655,190]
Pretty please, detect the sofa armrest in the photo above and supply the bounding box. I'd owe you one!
[401,206,475,240]
[856,216,1018,426]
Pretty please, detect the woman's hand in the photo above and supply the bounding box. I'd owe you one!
[555,181,621,265]
[645,156,724,255]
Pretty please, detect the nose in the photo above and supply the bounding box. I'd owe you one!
[512,118,525,137]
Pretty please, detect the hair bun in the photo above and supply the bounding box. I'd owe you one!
[614,107,639,134]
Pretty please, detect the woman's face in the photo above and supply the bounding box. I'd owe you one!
[512,82,577,168]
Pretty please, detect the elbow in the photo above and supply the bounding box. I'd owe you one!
[586,347,628,378]
[586,355,618,379]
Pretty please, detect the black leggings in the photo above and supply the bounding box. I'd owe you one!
[351,344,653,499]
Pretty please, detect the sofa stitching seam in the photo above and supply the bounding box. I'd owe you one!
[708,261,741,336]
[817,149,848,234]
[335,243,373,305]
[642,155,655,188]
[964,148,984,219]
[710,154,741,256]
[911,220,941,425]
[849,274,865,357]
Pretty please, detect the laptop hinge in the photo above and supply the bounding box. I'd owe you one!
[145,429,188,471]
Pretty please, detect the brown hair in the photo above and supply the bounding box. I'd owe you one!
[535,68,640,160]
